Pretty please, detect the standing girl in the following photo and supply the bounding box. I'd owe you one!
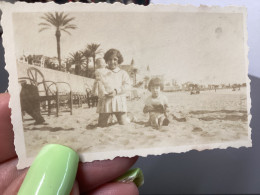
[96,48,131,127]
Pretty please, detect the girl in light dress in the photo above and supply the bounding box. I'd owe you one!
[95,49,131,127]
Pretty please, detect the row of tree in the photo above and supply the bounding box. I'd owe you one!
[66,43,102,78]
[38,12,106,78]
[23,43,103,78]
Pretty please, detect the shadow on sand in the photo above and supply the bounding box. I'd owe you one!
[25,123,74,132]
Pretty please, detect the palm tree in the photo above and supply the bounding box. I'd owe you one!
[82,49,92,77]
[69,52,85,76]
[64,58,72,73]
[87,43,102,72]
[131,68,138,86]
[39,12,77,70]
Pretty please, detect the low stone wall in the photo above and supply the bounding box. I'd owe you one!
[17,62,94,94]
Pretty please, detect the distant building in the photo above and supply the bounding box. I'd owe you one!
[182,82,193,91]
[18,55,28,64]
[163,78,180,91]
[18,54,67,71]
[120,65,135,85]
[120,59,153,88]
[120,58,140,86]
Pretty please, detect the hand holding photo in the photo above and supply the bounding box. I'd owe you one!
[0,2,251,169]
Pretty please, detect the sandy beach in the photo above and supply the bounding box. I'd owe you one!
[22,87,248,158]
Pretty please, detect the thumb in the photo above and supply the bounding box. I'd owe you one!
[18,144,79,195]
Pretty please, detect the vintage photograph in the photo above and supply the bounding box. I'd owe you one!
[1,3,251,168]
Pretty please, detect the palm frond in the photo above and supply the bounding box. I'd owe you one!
[39,12,77,36]
[58,12,65,26]
[38,22,52,27]
[87,43,103,57]
[62,13,70,22]
[87,43,101,50]
[63,24,77,30]
[43,12,57,26]
[45,13,57,24]
[60,29,72,35]
[82,49,92,58]
[95,49,103,55]
[69,51,85,65]
[39,27,50,32]
[40,16,52,25]
[41,13,57,27]
[62,17,76,26]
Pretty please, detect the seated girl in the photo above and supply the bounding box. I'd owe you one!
[143,77,169,129]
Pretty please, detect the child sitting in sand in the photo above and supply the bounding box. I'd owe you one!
[143,77,169,129]
[92,58,114,98]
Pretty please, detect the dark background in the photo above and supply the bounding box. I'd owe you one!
[1,0,259,194]
[134,1,260,194]
[134,77,260,193]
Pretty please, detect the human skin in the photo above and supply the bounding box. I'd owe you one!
[0,93,139,195]
[151,86,160,98]
[107,55,119,71]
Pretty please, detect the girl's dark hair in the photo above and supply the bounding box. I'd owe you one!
[148,77,164,91]
[104,49,124,65]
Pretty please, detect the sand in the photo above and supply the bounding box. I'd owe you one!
[23,88,248,158]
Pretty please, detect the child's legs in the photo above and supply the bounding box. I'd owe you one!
[150,113,159,128]
[158,115,166,127]
[114,112,127,125]
[98,113,111,127]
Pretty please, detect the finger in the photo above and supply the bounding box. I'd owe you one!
[0,158,28,194]
[77,156,138,192]
[88,182,139,195]
[0,93,16,163]
[2,164,80,195]
[18,144,79,195]
[1,160,80,195]
[3,170,27,195]
[70,181,80,195]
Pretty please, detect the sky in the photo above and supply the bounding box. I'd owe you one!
[13,11,247,85]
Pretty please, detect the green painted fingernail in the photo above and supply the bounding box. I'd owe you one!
[18,144,79,195]
[115,168,144,187]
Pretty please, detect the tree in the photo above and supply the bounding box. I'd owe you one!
[39,12,77,70]
[69,52,85,76]
[82,49,92,77]
[131,68,138,86]
[27,55,42,66]
[87,43,102,73]
[44,57,56,70]
[143,76,150,89]
[130,58,135,66]
[64,58,72,73]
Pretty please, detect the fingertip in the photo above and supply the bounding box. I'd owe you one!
[77,156,138,192]
[70,181,80,195]
[0,93,11,118]
[2,169,27,195]
[18,144,79,195]
[0,93,16,163]
[89,182,139,195]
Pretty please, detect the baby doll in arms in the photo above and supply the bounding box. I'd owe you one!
[92,58,115,98]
